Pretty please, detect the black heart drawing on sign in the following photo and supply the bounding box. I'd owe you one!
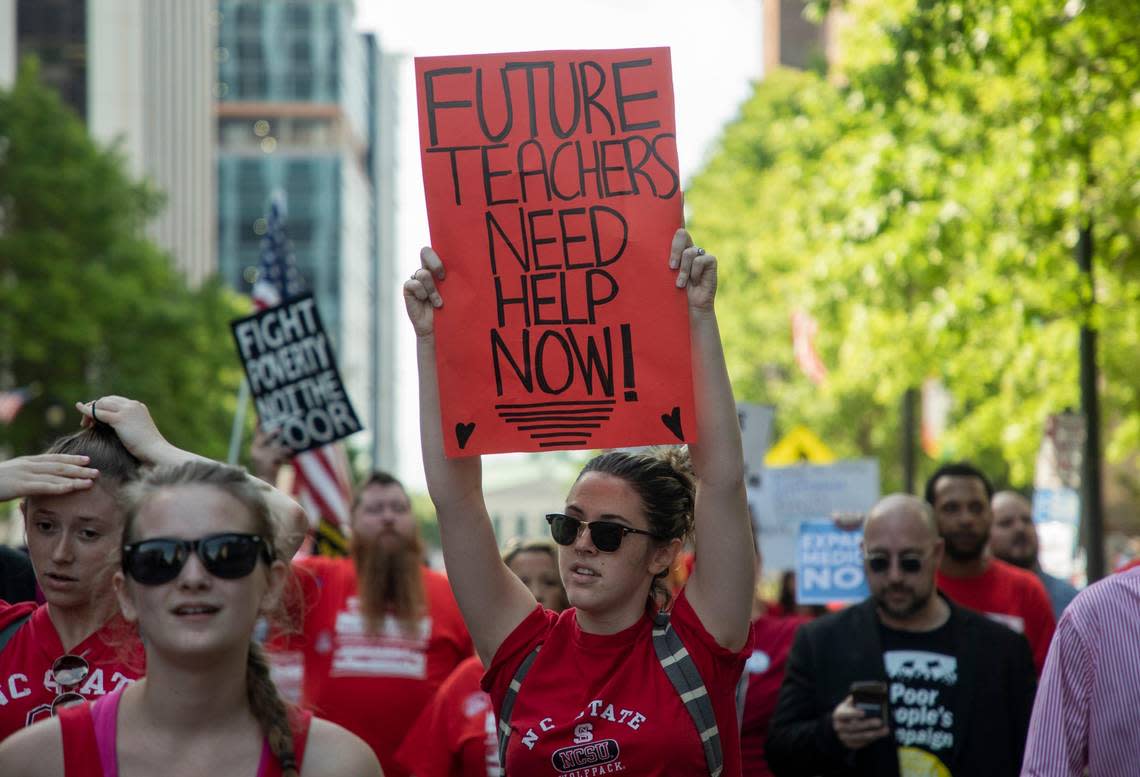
[661,407,684,441]
[455,422,476,450]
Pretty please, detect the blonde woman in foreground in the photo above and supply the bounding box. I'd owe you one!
[0,460,381,777]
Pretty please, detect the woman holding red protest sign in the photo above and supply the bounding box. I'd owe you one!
[0,460,376,777]
[404,227,754,776]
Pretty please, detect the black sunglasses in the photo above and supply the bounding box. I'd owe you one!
[122,533,274,586]
[866,554,925,575]
[546,513,658,553]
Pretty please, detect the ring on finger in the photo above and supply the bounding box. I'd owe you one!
[693,247,706,256]
[90,401,99,424]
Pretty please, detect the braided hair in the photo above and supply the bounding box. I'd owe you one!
[120,460,299,775]
[247,642,299,777]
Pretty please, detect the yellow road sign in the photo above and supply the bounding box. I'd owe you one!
[764,425,836,465]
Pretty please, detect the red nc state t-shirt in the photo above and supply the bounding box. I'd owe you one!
[287,558,473,777]
[396,654,499,777]
[0,602,143,741]
[483,591,749,777]
[936,557,1055,674]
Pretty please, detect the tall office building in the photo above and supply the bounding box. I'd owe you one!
[2,0,87,111]
[0,0,217,285]
[216,0,397,470]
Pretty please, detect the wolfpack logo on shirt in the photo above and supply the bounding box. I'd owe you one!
[551,738,620,773]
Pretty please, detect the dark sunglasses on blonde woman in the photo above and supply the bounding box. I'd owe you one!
[546,513,659,553]
[121,533,273,586]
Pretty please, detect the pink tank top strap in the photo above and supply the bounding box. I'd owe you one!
[89,688,124,777]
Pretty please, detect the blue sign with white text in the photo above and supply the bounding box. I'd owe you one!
[796,520,869,605]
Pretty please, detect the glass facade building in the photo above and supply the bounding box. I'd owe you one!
[216,0,391,467]
[14,0,87,117]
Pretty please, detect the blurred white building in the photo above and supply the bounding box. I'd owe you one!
[0,0,217,286]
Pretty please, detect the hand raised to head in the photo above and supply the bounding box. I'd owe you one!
[0,454,99,502]
[73,396,173,465]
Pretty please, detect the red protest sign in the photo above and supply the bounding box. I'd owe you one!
[416,48,694,457]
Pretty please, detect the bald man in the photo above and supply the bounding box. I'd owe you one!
[767,495,1037,777]
[989,491,1079,618]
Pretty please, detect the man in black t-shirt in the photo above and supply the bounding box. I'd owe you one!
[767,494,1037,777]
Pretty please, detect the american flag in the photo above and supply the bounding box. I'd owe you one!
[253,192,305,309]
[255,191,351,556]
[0,387,30,424]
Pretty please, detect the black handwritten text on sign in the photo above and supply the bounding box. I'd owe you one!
[416,48,695,457]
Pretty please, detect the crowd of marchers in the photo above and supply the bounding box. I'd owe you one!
[0,234,1136,777]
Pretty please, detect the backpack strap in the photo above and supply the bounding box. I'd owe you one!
[496,613,726,777]
[0,611,32,652]
[496,644,541,776]
[652,610,724,777]
[735,664,749,730]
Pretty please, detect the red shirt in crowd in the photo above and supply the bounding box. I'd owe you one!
[396,655,498,777]
[741,613,811,776]
[286,557,473,777]
[483,591,749,777]
[936,557,1056,673]
[0,602,143,741]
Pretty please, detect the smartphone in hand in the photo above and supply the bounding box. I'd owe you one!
[850,680,889,722]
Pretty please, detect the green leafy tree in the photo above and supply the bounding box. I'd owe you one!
[687,0,1139,492]
[0,61,249,460]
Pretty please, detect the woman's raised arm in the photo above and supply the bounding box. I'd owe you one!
[668,228,754,651]
[405,247,540,664]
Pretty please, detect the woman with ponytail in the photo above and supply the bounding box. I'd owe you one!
[405,229,755,776]
[0,460,380,777]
